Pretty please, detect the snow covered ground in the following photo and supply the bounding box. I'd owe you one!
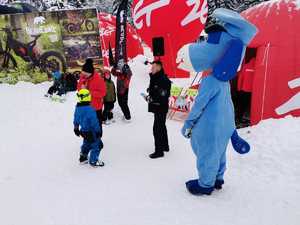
[1,57,300,225]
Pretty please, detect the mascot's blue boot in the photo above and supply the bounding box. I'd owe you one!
[186,180,214,195]
[178,8,258,196]
[186,179,225,195]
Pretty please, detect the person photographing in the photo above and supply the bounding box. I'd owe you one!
[145,61,171,159]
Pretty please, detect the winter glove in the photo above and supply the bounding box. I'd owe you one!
[99,140,104,150]
[145,95,152,103]
[181,123,192,139]
[96,131,103,139]
[81,131,94,143]
[141,93,152,103]
[74,127,80,137]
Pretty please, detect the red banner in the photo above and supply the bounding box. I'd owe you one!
[98,13,144,68]
[132,0,208,78]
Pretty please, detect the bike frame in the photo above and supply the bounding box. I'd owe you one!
[4,29,40,65]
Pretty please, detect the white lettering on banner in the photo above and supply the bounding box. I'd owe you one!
[120,10,125,23]
[120,26,125,56]
[102,48,116,59]
[25,26,56,35]
[102,14,113,22]
[133,0,171,29]
[181,0,208,26]
[275,77,300,115]
[100,26,115,37]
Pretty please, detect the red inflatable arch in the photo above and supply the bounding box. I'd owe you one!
[239,0,300,125]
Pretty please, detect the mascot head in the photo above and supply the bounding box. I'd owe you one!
[177,8,258,81]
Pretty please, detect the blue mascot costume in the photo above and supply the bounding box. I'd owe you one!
[177,8,258,195]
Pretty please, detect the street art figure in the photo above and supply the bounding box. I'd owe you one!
[177,8,258,195]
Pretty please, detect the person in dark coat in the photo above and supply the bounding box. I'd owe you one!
[111,64,132,121]
[64,72,78,92]
[146,61,172,159]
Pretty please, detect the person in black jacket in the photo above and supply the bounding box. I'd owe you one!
[146,60,172,159]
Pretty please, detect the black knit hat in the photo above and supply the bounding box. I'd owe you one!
[82,58,94,74]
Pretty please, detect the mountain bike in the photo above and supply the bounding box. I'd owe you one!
[64,13,95,34]
[0,27,66,74]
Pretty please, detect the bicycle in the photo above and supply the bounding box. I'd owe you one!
[0,27,66,74]
[64,13,95,34]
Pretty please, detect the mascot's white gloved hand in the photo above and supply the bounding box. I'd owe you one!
[181,123,192,139]
[176,44,194,72]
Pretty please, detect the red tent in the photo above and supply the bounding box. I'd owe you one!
[240,0,300,125]
[98,12,144,68]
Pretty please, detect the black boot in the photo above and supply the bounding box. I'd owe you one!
[90,160,105,167]
[214,180,224,190]
[79,154,88,164]
[163,147,170,152]
[149,151,164,159]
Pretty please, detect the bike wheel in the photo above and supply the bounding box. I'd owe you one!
[85,20,95,32]
[66,23,77,34]
[40,51,66,75]
[0,52,17,71]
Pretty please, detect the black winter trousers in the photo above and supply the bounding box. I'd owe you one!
[153,113,169,153]
[103,102,115,121]
[117,89,131,120]
[47,82,65,96]
[234,91,251,122]
[96,110,103,133]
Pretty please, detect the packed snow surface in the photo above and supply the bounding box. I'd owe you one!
[0,57,300,225]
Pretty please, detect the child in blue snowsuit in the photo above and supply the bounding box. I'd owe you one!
[46,70,66,96]
[73,89,104,167]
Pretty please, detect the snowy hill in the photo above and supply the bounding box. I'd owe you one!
[0,56,300,225]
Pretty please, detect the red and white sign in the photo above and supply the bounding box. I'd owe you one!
[133,0,208,78]
[98,12,144,68]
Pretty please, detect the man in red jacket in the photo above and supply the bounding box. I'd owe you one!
[78,59,106,126]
